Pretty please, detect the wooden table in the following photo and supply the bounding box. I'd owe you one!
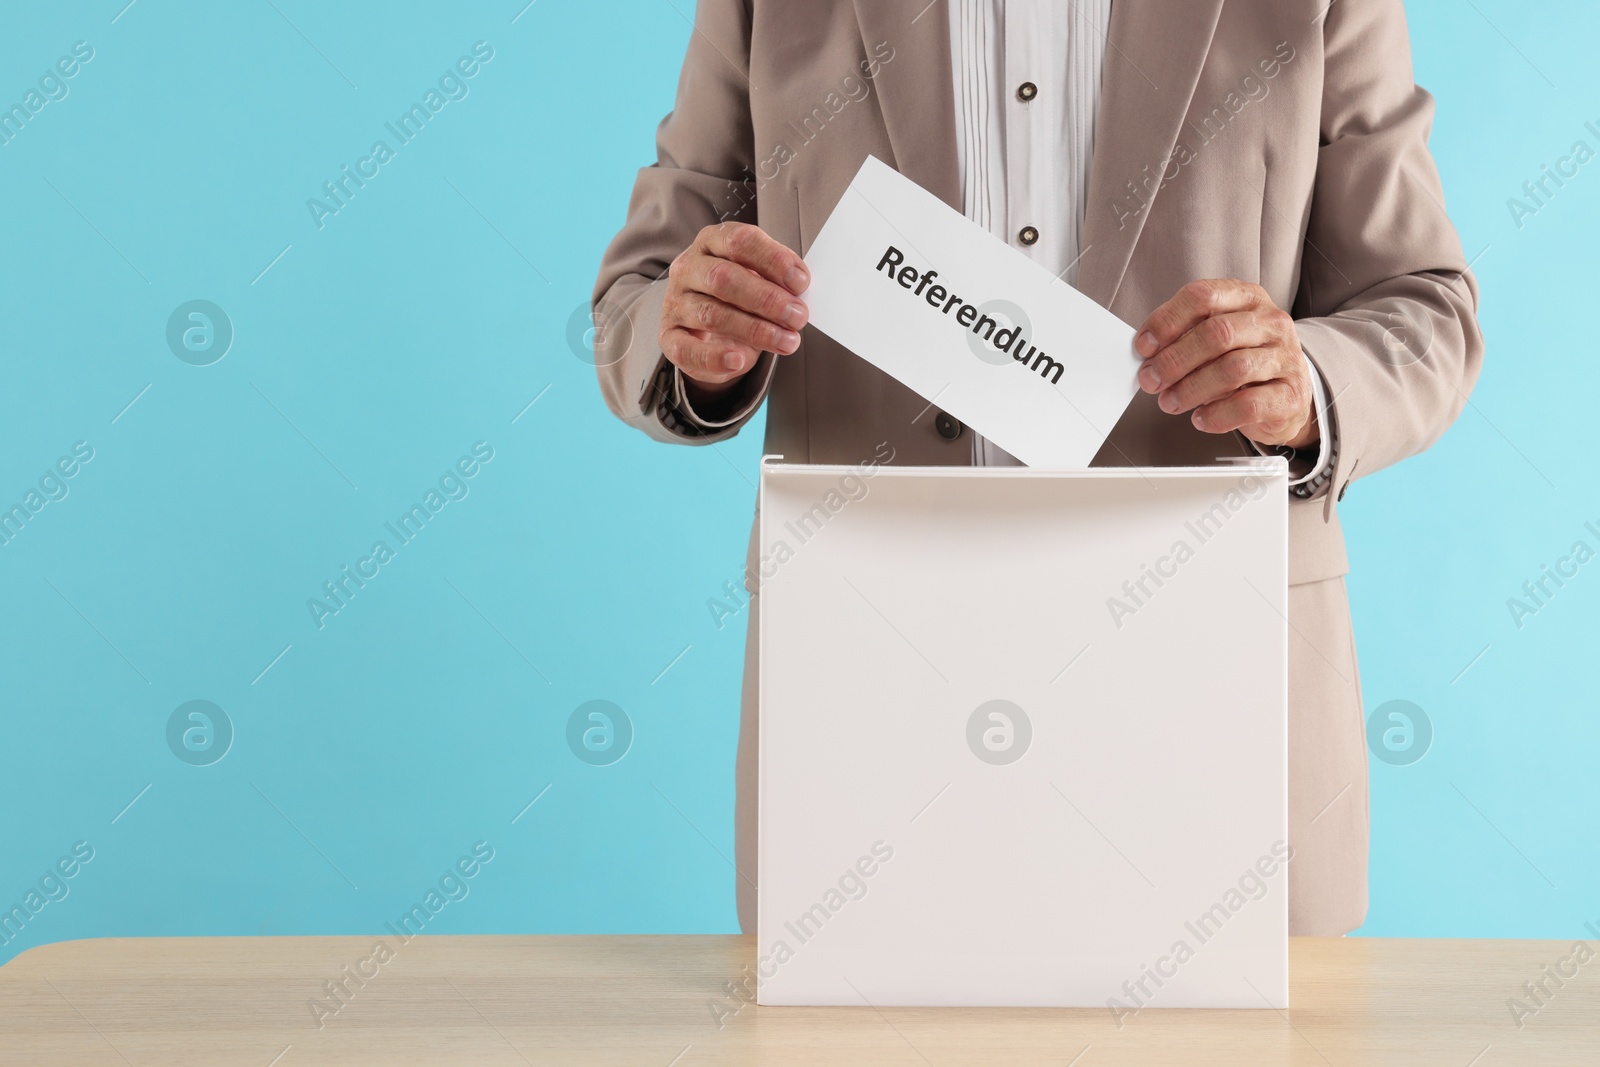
[1,935,1592,1064]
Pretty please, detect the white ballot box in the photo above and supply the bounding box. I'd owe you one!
[757,458,1289,1009]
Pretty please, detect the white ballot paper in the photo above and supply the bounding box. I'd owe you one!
[802,155,1140,466]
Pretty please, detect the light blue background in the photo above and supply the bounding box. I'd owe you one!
[0,0,1593,966]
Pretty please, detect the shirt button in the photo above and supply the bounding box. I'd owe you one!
[1018,226,1039,246]
[1017,81,1038,102]
[934,411,963,440]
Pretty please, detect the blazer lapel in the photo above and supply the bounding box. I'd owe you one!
[850,0,962,211]
[848,0,1224,309]
[1077,0,1227,311]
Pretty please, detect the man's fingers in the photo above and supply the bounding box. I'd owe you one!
[1140,311,1285,394]
[1135,279,1267,357]
[673,293,801,355]
[1191,380,1299,437]
[1156,346,1281,414]
[662,327,762,383]
[697,222,811,294]
[661,222,808,388]
[1135,278,1312,446]
[672,252,808,333]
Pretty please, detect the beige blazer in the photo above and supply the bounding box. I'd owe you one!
[593,0,1482,936]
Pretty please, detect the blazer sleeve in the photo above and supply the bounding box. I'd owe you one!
[590,0,778,446]
[1291,0,1485,516]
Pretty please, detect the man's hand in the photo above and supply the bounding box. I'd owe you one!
[1134,279,1317,449]
[661,222,810,403]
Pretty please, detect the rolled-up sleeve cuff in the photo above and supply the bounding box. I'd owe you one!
[665,352,778,437]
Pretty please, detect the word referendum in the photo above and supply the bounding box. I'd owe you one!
[307,840,495,1028]
[0,40,94,148]
[307,41,495,230]
[875,247,1064,383]
[0,440,95,549]
[0,840,95,946]
[307,441,495,629]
